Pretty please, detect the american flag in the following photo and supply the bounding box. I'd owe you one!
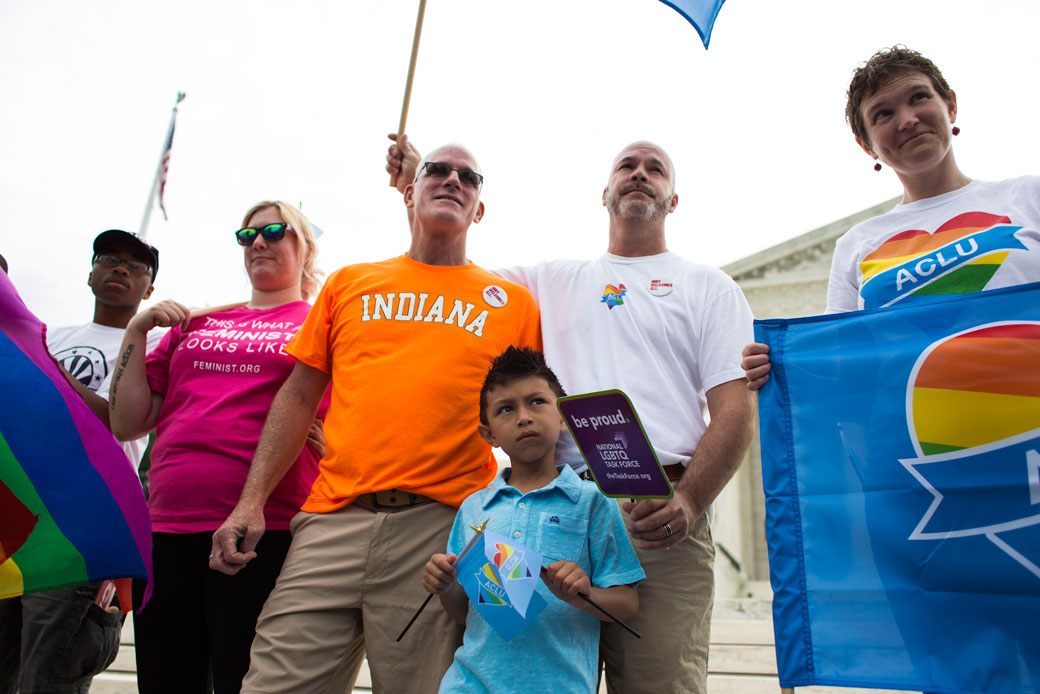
[157,113,177,221]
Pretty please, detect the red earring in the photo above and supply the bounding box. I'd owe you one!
[952,126,960,136]
[874,162,882,172]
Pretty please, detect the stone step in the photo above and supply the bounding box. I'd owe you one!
[95,599,901,693]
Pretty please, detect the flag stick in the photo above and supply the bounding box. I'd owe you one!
[539,566,641,638]
[389,0,427,188]
[396,593,435,642]
[397,518,487,642]
[140,92,185,239]
[576,593,641,639]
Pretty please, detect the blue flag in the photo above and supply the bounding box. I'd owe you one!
[657,0,726,48]
[454,530,548,641]
[756,282,1040,694]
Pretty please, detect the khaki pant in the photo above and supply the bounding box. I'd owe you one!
[600,510,715,694]
[241,503,463,694]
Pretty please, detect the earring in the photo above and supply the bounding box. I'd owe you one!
[952,126,961,136]
[874,162,882,172]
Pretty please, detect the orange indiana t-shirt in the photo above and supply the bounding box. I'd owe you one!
[287,255,541,512]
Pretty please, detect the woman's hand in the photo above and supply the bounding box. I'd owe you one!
[127,299,190,335]
[741,342,771,391]
[306,418,326,458]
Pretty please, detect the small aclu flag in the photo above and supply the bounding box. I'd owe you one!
[454,531,547,641]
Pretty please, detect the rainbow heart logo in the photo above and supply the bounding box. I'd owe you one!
[859,212,1026,308]
[901,322,1040,578]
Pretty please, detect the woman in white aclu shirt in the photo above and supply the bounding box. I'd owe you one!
[742,46,1040,386]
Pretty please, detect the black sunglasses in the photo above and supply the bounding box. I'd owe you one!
[235,223,292,246]
[415,161,484,189]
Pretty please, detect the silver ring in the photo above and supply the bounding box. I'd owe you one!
[664,522,673,537]
[208,554,214,559]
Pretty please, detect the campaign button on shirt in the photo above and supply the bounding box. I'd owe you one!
[483,285,509,308]
[649,279,673,297]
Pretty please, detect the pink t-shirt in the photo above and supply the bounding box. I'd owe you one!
[145,302,327,532]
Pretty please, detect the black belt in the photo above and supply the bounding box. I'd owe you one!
[352,489,437,513]
[661,463,685,482]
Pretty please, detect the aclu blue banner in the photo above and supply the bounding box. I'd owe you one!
[755,282,1040,694]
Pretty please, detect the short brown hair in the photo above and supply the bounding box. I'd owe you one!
[846,46,953,147]
[241,201,323,300]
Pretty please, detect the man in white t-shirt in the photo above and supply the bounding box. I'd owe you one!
[47,230,165,468]
[0,229,160,694]
[388,138,755,694]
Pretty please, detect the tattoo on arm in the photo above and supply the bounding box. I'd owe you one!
[109,344,135,409]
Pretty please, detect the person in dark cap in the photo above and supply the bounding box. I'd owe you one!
[0,229,162,694]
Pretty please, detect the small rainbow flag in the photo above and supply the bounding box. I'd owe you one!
[456,530,546,640]
[0,271,151,607]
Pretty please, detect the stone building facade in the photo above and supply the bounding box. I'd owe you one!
[712,197,899,598]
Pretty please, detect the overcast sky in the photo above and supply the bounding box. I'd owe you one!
[4,0,1039,327]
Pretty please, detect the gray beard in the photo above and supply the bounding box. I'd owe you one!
[608,194,670,222]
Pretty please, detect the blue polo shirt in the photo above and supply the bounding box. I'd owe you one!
[439,465,644,694]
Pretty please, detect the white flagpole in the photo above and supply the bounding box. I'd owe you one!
[140,92,186,239]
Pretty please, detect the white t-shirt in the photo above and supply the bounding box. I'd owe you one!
[47,321,164,470]
[828,177,1040,313]
[497,251,753,472]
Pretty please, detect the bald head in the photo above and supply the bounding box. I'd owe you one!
[603,141,678,224]
[610,141,676,194]
[405,142,486,237]
[424,144,482,179]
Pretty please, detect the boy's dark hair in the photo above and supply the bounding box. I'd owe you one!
[479,346,567,425]
[846,45,953,148]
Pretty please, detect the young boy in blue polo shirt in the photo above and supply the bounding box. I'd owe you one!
[424,346,644,693]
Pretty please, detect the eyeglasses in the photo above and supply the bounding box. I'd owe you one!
[93,254,153,276]
[415,161,484,189]
[235,223,292,246]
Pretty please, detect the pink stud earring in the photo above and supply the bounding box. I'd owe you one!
[874,162,882,172]
[952,126,960,136]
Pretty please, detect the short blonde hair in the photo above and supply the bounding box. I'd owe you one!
[241,201,323,300]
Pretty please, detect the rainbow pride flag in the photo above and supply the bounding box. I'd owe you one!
[0,271,151,605]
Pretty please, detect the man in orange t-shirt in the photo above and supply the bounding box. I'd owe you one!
[210,145,541,694]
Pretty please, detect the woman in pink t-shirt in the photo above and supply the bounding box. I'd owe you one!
[109,201,326,694]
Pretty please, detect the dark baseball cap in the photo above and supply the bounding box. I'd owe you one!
[92,230,159,281]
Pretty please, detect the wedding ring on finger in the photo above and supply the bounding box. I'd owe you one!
[664,522,673,537]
